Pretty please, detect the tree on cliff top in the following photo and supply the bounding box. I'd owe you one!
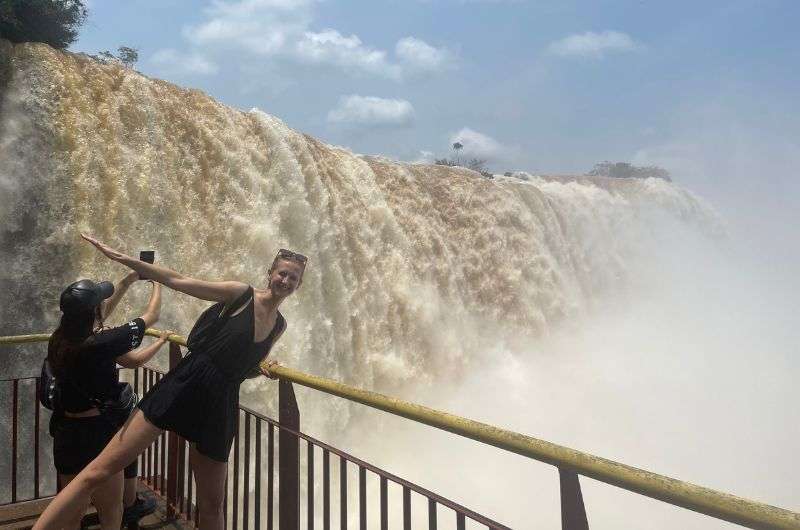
[588,161,672,181]
[0,0,87,49]
[97,46,139,67]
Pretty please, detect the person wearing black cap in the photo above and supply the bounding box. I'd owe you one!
[48,272,170,530]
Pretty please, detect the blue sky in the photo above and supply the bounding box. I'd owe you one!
[72,0,799,205]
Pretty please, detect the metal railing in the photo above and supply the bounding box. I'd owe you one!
[129,348,511,530]
[1,376,48,506]
[2,334,508,529]
[2,330,800,529]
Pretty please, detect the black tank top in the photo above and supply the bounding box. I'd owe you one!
[186,286,285,382]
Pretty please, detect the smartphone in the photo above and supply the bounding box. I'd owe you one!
[139,250,155,280]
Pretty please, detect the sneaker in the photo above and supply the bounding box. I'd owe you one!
[122,495,157,526]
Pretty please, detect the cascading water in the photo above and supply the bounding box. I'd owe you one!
[0,40,720,385]
[7,40,794,530]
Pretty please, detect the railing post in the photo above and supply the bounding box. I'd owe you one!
[279,380,300,530]
[11,379,18,503]
[559,468,589,530]
[34,377,41,499]
[166,342,182,519]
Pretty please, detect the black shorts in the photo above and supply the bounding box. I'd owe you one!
[51,415,137,478]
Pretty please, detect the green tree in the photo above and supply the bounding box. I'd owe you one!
[588,161,671,181]
[452,142,463,164]
[98,50,116,62]
[466,158,487,173]
[116,46,138,67]
[97,46,139,67]
[0,0,87,49]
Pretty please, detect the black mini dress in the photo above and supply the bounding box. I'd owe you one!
[138,286,285,462]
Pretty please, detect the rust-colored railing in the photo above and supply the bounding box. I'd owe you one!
[2,340,508,529]
[3,330,800,530]
[129,343,508,529]
[0,377,47,506]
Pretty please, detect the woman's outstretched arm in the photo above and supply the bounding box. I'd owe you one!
[138,281,162,328]
[100,271,139,320]
[116,328,173,368]
[81,234,247,304]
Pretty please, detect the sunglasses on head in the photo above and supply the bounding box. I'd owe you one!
[277,248,308,264]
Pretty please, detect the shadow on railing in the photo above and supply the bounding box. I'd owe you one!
[2,330,800,530]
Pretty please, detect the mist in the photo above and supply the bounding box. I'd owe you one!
[2,39,797,529]
[292,157,800,529]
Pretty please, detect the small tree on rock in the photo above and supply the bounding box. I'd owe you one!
[452,142,463,164]
[98,50,116,62]
[466,158,487,173]
[95,45,139,68]
[116,46,138,67]
[588,161,671,181]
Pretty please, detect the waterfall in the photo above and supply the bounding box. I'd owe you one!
[0,40,720,388]
[7,41,772,529]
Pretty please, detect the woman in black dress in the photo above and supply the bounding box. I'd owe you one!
[34,234,306,530]
[48,274,169,530]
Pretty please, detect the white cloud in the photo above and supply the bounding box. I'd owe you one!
[296,30,401,79]
[449,127,506,161]
[177,0,454,80]
[183,0,310,55]
[396,37,455,73]
[547,30,640,58]
[205,0,310,16]
[150,48,219,75]
[327,95,415,127]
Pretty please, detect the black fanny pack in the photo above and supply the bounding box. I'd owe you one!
[96,382,137,425]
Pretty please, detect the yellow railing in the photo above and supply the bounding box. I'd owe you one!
[3,330,799,530]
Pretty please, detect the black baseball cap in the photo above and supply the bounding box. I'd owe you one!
[59,279,115,315]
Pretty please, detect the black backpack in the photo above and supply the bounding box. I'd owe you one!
[39,358,62,411]
[38,358,137,426]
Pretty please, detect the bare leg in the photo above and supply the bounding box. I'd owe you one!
[33,411,162,530]
[90,471,124,530]
[56,474,85,530]
[190,445,228,530]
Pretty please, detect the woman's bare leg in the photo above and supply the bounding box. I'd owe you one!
[56,474,85,530]
[89,471,124,530]
[33,411,162,530]
[190,445,228,530]
[58,471,124,530]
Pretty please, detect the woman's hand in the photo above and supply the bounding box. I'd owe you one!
[158,329,174,343]
[81,233,131,263]
[264,359,281,379]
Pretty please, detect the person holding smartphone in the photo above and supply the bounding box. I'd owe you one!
[47,272,171,530]
[34,234,306,530]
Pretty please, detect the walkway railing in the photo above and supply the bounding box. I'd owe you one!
[2,332,509,529]
[2,330,800,530]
